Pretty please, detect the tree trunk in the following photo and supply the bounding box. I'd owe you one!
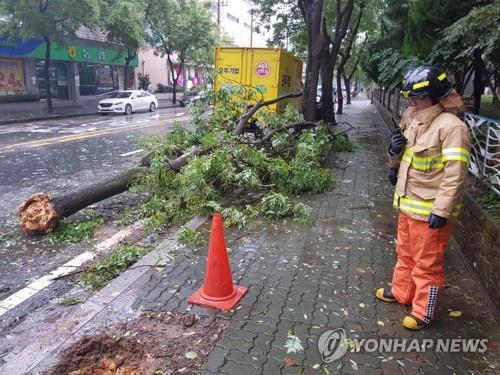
[300,0,325,122]
[17,147,203,235]
[43,35,53,114]
[344,73,351,104]
[320,50,335,123]
[473,48,483,114]
[167,52,178,104]
[124,61,130,90]
[336,68,344,114]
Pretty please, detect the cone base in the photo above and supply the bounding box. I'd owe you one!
[188,284,248,311]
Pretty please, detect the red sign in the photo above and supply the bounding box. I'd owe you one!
[255,61,270,78]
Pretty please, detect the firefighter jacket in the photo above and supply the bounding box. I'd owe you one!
[389,103,471,221]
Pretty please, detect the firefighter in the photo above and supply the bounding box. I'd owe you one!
[376,65,471,330]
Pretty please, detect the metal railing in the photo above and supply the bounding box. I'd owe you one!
[371,88,500,196]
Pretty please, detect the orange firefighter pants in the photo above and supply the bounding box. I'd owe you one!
[390,213,453,324]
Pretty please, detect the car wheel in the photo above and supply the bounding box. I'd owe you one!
[125,104,132,115]
[149,102,156,112]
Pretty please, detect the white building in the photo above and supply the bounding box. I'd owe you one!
[212,0,269,47]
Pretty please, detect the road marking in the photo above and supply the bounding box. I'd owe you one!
[0,115,190,154]
[120,149,144,157]
[175,112,186,117]
[0,221,143,317]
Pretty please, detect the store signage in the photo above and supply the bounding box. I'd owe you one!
[0,36,137,67]
[0,59,26,91]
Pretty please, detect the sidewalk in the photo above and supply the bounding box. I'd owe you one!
[2,97,499,374]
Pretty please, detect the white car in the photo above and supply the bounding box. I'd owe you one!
[98,90,158,115]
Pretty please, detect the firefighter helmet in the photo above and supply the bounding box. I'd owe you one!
[401,65,452,100]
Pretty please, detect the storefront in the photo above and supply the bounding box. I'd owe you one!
[35,60,69,99]
[0,58,26,95]
[0,36,138,102]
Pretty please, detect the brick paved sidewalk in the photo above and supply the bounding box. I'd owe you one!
[135,97,500,374]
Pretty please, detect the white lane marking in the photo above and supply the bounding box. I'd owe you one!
[175,112,186,117]
[0,221,143,316]
[120,149,144,157]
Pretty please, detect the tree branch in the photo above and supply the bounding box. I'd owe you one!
[233,92,303,135]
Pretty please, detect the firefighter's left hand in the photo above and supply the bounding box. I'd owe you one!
[428,213,447,228]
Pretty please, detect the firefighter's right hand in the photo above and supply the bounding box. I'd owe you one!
[389,129,407,155]
[389,168,398,186]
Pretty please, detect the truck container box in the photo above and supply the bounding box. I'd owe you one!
[214,47,303,113]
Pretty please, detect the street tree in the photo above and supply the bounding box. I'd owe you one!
[147,0,217,104]
[342,35,367,105]
[299,0,328,122]
[253,0,325,121]
[318,0,355,123]
[0,0,100,113]
[431,1,500,113]
[99,0,147,90]
[335,1,364,115]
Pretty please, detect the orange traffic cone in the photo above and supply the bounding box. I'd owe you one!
[188,213,248,311]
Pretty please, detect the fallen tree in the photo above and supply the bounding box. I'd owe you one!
[17,89,322,235]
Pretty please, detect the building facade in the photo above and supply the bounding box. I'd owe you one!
[214,0,268,47]
[0,28,138,103]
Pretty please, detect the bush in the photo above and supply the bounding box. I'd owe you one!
[156,83,173,93]
[0,94,40,104]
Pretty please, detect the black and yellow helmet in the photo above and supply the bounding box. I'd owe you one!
[401,65,452,100]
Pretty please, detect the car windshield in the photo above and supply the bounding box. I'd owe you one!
[109,92,132,98]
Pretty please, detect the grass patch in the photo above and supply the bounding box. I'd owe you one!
[177,227,203,246]
[81,244,151,290]
[59,297,85,306]
[45,216,104,245]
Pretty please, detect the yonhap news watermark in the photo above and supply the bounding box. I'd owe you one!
[318,328,490,363]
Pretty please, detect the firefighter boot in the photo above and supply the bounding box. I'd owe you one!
[403,314,427,330]
[375,288,397,303]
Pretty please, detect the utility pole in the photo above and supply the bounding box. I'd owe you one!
[217,0,221,30]
[250,9,254,47]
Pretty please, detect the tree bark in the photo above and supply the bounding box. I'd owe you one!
[336,68,344,114]
[166,50,179,104]
[17,146,204,235]
[43,35,53,114]
[473,48,483,114]
[343,73,351,105]
[300,0,325,122]
[319,0,355,122]
[320,48,335,123]
[234,92,303,135]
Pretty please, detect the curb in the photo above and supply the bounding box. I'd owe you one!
[0,216,207,374]
[0,104,180,126]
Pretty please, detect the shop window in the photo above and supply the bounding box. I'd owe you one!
[79,63,115,96]
[36,61,69,100]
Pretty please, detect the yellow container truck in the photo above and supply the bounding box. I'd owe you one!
[214,47,303,113]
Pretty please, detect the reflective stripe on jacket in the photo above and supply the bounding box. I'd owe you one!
[389,103,471,221]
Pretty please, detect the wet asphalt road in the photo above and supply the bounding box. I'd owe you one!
[0,107,190,300]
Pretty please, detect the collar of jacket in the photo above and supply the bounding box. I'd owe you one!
[414,103,444,127]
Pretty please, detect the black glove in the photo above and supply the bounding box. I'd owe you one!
[389,168,398,186]
[428,213,448,228]
[388,129,407,156]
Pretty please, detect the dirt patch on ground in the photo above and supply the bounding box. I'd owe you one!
[48,312,227,375]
